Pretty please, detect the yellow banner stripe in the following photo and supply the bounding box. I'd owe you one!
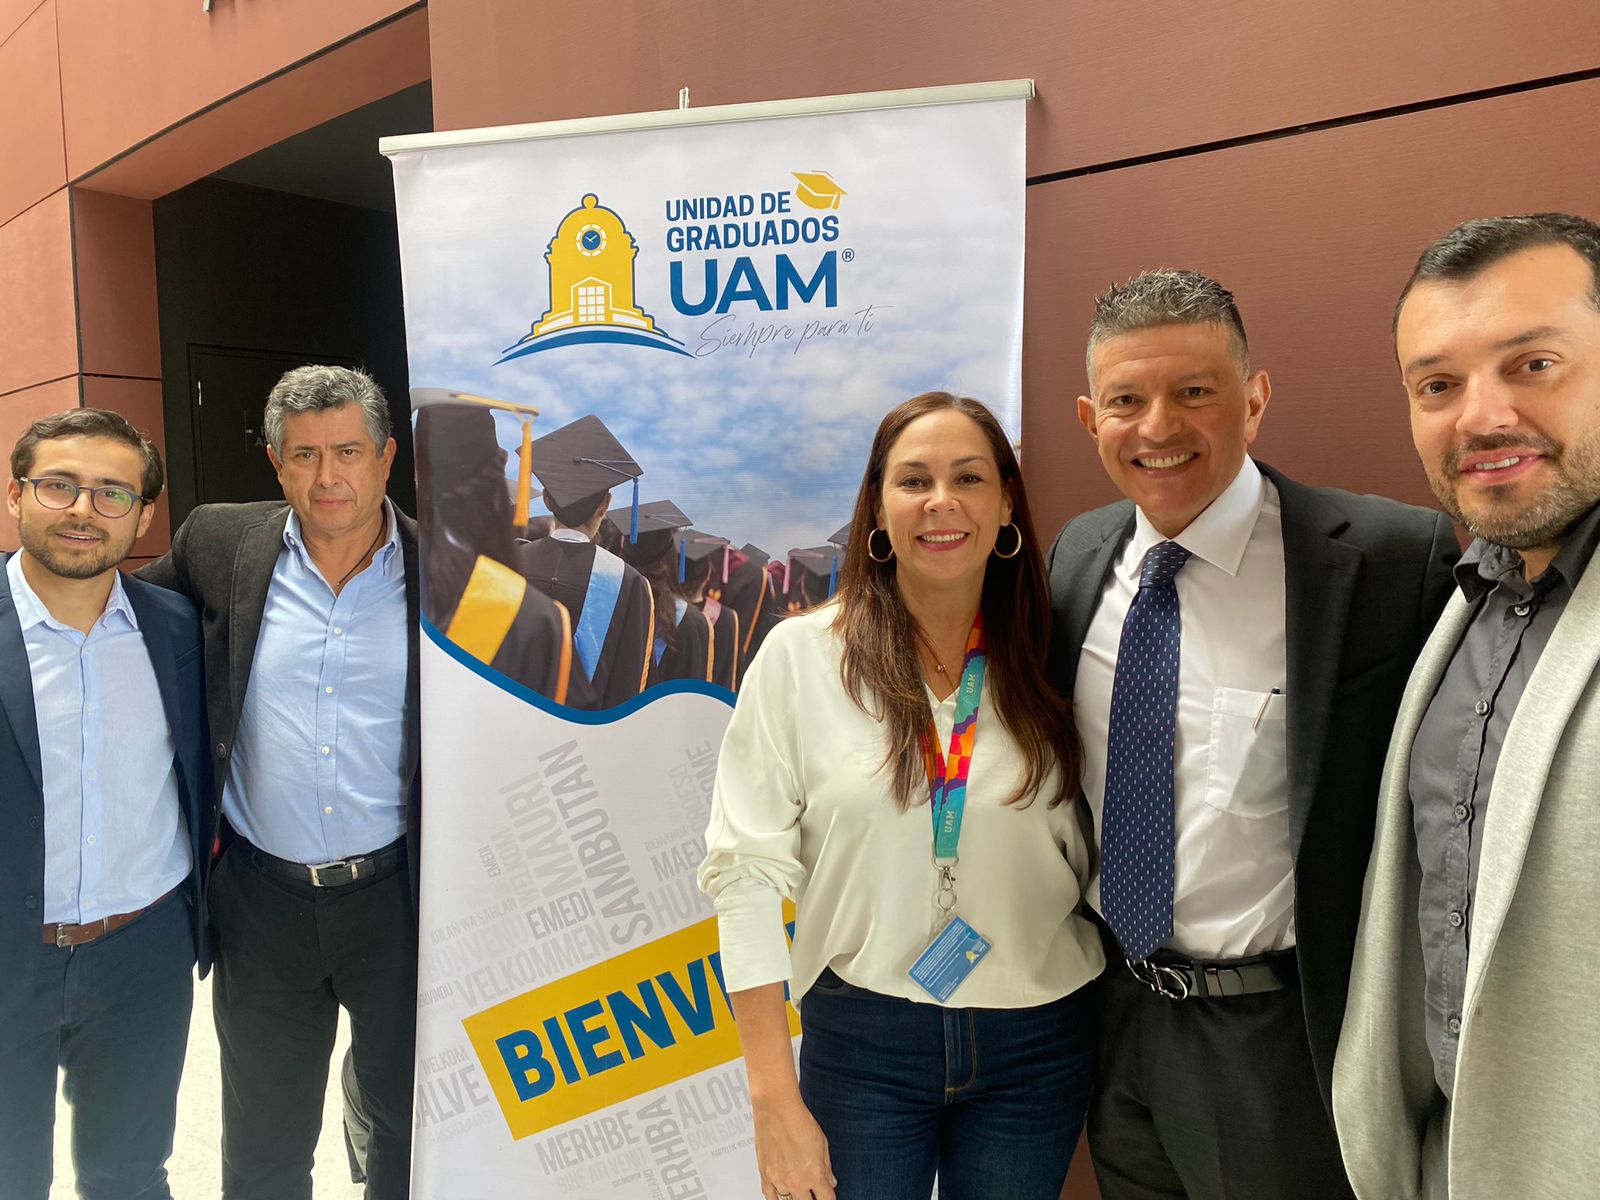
[464,915,801,1139]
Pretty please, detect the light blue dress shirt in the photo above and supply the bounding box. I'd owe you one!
[7,552,191,926]
[222,501,408,864]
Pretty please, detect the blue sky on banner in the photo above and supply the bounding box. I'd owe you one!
[391,102,1023,558]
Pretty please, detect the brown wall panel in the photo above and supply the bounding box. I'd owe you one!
[0,191,78,398]
[71,9,430,201]
[430,0,1600,178]
[0,0,44,47]
[1020,74,1600,534]
[55,0,421,181]
[0,375,78,551]
[0,2,66,226]
[79,375,170,556]
[73,189,160,379]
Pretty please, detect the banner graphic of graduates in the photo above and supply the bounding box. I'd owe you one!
[386,90,1026,1197]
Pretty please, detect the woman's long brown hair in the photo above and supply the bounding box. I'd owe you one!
[834,392,1081,810]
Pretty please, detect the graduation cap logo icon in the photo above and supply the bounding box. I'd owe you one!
[792,171,846,211]
[499,193,691,363]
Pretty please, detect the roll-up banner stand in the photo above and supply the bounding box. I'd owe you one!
[383,78,1031,1198]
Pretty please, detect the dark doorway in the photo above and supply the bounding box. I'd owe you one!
[189,346,358,505]
[153,83,432,526]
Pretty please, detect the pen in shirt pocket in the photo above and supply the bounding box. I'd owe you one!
[1253,687,1283,730]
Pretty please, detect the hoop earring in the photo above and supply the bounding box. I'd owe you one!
[867,527,895,563]
[992,522,1023,559]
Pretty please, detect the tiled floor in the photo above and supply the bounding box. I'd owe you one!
[49,975,365,1199]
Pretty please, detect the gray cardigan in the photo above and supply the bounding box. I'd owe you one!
[1334,549,1600,1199]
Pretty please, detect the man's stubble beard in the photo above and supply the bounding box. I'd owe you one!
[17,513,131,580]
[1428,427,1600,553]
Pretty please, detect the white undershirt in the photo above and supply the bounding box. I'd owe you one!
[1075,457,1295,958]
[699,606,1104,1006]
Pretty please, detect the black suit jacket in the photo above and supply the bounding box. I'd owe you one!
[1045,463,1458,1111]
[0,554,215,975]
[138,501,423,898]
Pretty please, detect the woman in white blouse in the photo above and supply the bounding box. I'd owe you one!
[698,393,1104,1200]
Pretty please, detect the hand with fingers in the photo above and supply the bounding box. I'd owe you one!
[755,1087,836,1200]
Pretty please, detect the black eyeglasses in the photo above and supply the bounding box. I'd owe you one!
[16,476,147,519]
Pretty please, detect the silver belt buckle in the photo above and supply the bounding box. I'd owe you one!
[1127,956,1191,1000]
[307,858,360,888]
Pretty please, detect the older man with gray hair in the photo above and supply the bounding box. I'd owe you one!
[141,364,420,1200]
[1045,270,1458,1198]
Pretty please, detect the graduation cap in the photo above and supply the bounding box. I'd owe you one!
[828,523,852,549]
[680,529,733,585]
[792,171,846,211]
[530,414,643,536]
[784,545,842,601]
[610,499,693,568]
[739,543,770,568]
[411,388,541,522]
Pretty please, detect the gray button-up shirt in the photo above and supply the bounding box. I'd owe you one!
[1409,502,1600,1097]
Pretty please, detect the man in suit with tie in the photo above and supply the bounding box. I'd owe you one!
[1046,269,1458,1198]
[1335,213,1600,1199]
[1,409,212,1197]
[140,365,419,1200]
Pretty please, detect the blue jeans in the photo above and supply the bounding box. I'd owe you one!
[799,970,1097,1200]
[0,889,195,1200]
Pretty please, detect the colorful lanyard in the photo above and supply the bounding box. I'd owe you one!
[921,613,987,868]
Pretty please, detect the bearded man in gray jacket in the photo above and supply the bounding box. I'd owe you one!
[1334,213,1600,1199]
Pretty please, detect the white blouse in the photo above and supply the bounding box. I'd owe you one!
[698,606,1104,1007]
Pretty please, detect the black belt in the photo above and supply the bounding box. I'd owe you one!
[246,838,406,889]
[1123,949,1297,1000]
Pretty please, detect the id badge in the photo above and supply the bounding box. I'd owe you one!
[908,915,993,1003]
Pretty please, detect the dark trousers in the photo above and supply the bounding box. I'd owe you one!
[1088,961,1353,1200]
[0,890,195,1200]
[210,841,417,1200]
[798,969,1097,1200]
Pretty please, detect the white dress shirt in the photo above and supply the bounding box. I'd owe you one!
[1075,457,1295,958]
[699,606,1104,1006]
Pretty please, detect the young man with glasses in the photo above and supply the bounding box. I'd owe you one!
[1,408,212,1197]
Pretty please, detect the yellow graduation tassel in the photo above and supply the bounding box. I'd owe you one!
[515,417,533,524]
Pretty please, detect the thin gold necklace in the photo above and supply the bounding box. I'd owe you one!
[916,633,956,685]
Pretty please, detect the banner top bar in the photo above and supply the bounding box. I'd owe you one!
[379,78,1034,157]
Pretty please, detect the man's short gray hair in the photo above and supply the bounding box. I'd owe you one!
[1085,268,1250,384]
[263,365,391,455]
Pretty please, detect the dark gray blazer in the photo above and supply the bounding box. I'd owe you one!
[138,501,423,897]
[1045,462,1459,1113]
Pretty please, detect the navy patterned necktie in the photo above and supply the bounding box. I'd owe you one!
[1101,540,1191,962]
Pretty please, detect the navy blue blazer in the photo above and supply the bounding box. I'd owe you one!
[0,553,215,976]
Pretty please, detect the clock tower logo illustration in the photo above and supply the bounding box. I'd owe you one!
[499,193,691,363]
